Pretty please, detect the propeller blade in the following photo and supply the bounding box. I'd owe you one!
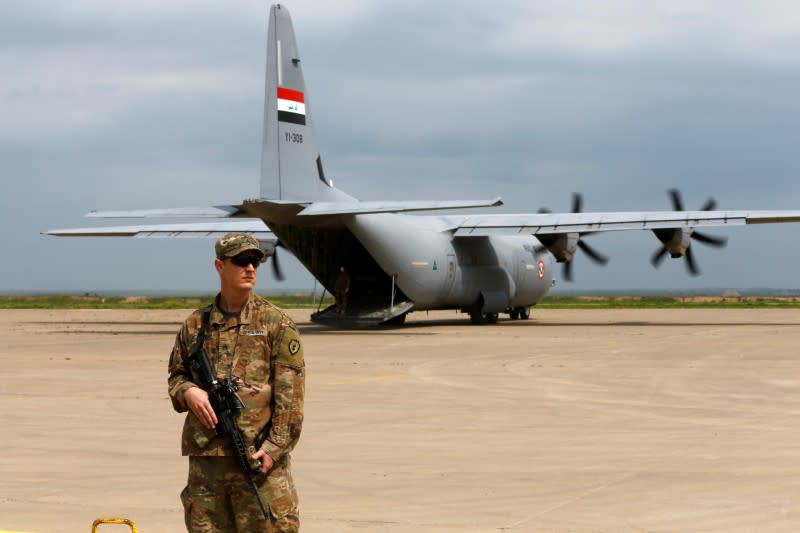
[692,231,727,247]
[699,197,717,211]
[685,246,700,276]
[572,192,583,213]
[669,189,684,211]
[578,240,609,265]
[563,260,573,282]
[651,247,668,268]
[271,249,285,281]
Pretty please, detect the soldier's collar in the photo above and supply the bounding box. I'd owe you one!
[211,293,254,326]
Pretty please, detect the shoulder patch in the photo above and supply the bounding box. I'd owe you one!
[275,325,304,369]
[288,338,301,356]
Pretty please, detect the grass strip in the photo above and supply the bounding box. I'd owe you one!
[0,294,335,310]
[2,294,800,309]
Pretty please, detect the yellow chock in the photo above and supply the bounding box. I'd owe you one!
[91,518,138,533]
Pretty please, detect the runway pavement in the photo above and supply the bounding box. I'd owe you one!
[1,307,799,532]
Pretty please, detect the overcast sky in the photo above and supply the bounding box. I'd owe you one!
[3,1,800,294]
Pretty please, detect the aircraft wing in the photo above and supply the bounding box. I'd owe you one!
[45,220,275,240]
[451,210,800,236]
[78,198,502,219]
[295,198,503,216]
[84,206,243,218]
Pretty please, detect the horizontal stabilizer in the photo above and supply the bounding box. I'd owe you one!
[45,220,274,239]
[297,198,503,216]
[85,206,241,218]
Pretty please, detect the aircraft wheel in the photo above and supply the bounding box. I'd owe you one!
[469,311,499,324]
[509,310,520,320]
[519,307,531,320]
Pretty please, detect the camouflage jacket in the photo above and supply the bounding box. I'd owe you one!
[168,293,305,463]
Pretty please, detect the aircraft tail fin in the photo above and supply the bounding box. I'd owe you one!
[261,5,348,202]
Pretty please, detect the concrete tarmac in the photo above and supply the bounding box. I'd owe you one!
[1,307,799,533]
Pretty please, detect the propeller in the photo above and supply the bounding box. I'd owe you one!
[261,241,286,281]
[270,247,285,281]
[538,193,609,281]
[567,193,609,281]
[650,189,728,276]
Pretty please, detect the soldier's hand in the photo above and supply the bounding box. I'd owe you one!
[251,449,274,474]
[185,386,218,429]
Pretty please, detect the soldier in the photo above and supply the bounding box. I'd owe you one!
[168,233,305,533]
[334,266,351,315]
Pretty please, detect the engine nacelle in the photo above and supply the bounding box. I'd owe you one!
[537,232,579,263]
[652,228,692,257]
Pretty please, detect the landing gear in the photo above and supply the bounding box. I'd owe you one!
[469,310,499,325]
[466,299,530,325]
[508,306,531,320]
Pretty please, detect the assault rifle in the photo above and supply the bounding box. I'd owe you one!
[184,309,270,519]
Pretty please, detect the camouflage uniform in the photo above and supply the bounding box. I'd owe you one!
[168,292,305,533]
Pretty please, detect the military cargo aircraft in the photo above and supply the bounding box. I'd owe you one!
[47,4,800,327]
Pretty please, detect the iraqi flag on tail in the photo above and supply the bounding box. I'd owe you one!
[277,87,306,125]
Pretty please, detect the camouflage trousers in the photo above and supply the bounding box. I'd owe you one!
[181,455,299,533]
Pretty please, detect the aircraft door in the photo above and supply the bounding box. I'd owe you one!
[519,255,531,288]
[443,253,457,298]
[513,249,526,288]
[509,243,541,306]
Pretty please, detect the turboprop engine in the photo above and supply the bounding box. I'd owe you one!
[649,189,728,276]
[538,232,579,263]
[652,227,692,258]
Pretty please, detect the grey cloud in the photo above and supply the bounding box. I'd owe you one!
[4,1,800,293]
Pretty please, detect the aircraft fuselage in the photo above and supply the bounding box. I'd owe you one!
[264,210,554,323]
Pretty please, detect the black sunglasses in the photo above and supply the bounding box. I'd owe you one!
[229,255,262,268]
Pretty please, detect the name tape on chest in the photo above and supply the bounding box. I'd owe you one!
[241,329,268,336]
